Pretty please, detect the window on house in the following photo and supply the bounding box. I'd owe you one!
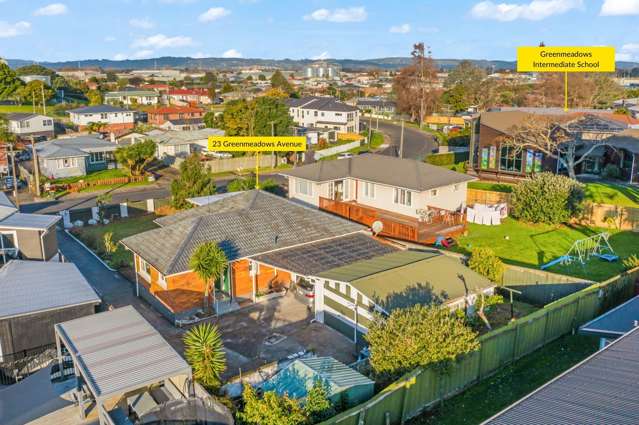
[139,257,152,277]
[296,179,312,196]
[56,158,77,168]
[393,188,412,206]
[335,113,342,116]
[363,182,375,198]
[500,145,523,172]
[314,111,318,117]
[100,113,108,120]
[430,189,438,197]
[89,152,105,163]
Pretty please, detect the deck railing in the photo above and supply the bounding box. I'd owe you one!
[319,197,465,243]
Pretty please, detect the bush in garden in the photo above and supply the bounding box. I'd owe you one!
[623,255,639,271]
[468,247,504,283]
[602,164,621,180]
[510,172,585,225]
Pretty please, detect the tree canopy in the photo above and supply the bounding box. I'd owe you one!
[16,80,55,105]
[366,304,479,381]
[0,62,24,100]
[113,139,156,176]
[270,70,293,94]
[218,96,293,137]
[170,153,216,209]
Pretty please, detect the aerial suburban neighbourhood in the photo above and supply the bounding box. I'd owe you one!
[1,1,639,425]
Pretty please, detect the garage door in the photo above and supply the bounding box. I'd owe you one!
[324,312,355,341]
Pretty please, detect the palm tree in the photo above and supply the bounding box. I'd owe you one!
[189,242,228,313]
[183,323,226,390]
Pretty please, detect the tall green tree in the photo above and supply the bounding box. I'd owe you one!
[270,70,293,94]
[0,115,16,145]
[113,139,156,176]
[86,89,103,105]
[366,304,479,381]
[0,63,24,100]
[238,386,308,425]
[304,381,335,423]
[252,96,294,136]
[170,153,216,209]
[189,242,228,311]
[16,80,55,105]
[220,99,251,136]
[183,323,226,390]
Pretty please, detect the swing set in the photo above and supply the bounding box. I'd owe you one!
[540,232,618,270]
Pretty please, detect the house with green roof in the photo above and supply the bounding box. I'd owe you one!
[311,250,495,343]
[261,356,374,406]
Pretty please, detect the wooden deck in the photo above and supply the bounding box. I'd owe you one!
[319,197,466,245]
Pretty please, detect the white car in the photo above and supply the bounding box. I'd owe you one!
[209,152,233,159]
[337,153,354,159]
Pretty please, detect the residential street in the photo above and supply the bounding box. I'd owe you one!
[373,119,439,160]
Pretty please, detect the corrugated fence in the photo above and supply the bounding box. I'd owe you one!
[319,267,639,425]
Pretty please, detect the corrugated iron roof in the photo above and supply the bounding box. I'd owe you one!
[0,212,60,230]
[484,327,639,425]
[299,357,374,389]
[55,306,190,400]
[580,295,639,339]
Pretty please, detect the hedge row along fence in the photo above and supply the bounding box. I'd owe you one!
[319,267,639,425]
[425,151,469,167]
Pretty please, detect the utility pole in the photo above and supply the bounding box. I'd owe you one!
[31,136,41,197]
[368,116,372,150]
[41,83,47,115]
[399,119,405,159]
[270,120,276,170]
[8,144,19,208]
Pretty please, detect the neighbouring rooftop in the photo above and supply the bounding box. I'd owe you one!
[580,295,639,339]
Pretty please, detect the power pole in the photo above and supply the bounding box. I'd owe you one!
[270,120,276,169]
[8,144,19,208]
[31,136,41,197]
[368,116,372,149]
[399,119,405,159]
[41,83,47,115]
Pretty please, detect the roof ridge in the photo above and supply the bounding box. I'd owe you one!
[166,217,203,274]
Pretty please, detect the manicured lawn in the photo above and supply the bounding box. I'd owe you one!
[468,181,514,193]
[584,182,639,208]
[0,105,43,114]
[453,218,639,281]
[409,334,599,425]
[71,214,158,268]
[52,168,131,184]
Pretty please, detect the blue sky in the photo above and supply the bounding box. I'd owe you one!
[1,0,639,62]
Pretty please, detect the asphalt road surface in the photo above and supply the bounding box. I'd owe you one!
[370,119,439,160]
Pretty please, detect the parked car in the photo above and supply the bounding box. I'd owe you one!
[209,152,233,159]
[293,278,314,309]
[337,153,354,159]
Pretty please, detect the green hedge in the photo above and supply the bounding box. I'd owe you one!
[425,151,469,166]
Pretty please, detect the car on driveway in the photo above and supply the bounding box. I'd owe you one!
[292,278,315,309]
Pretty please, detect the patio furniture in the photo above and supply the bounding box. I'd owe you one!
[128,391,158,418]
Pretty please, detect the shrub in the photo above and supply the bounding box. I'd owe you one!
[183,323,226,390]
[510,173,585,225]
[602,164,621,180]
[366,305,479,381]
[623,255,639,271]
[238,385,307,425]
[468,247,504,283]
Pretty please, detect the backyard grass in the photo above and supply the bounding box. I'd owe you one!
[0,104,44,114]
[52,168,132,184]
[71,214,158,268]
[453,218,639,281]
[409,334,599,425]
[467,181,514,193]
[584,182,639,208]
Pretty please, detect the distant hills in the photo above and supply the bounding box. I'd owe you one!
[6,56,639,71]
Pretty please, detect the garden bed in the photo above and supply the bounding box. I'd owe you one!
[452,218,639,281]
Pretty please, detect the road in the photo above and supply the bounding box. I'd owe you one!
[19,173,288,214]
[371,119,439,160]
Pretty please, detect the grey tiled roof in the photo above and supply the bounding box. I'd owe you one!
[0,260,100,319]
[36,136,117,159]
[281,154,475,192]
[286,96,358,112]
[251,233,396,276]
[121,190,364,275]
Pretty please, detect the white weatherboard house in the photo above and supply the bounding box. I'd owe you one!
[6,113,55,140]
[282,154,474,218]
[287,96,360,133]
[67,105,134,131]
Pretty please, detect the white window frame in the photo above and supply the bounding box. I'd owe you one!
[89,152,105,164]
[56,157,78,169]
[295,179,313,196]
[158,273,168,290]
[393,188,412,207]
[363,181,375,199]
[138,257,152,281]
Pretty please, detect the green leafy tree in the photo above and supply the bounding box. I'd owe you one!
[220,99,251,136]
[510,172,585,224]
[183,323,226,390]
[189,242,228,311]
[106,71,117,82]
[86,121,107,133]
[227,175,278,193]
[114,139,156,176]
[86,89,103,105]
[270,70,293,94]
[468,247,504,283]
[170,153,216,209]
[203,111,223,129]
[366,305,479,381]
[17,80,54,105]
[304,381,335,423]
[221,81,234,93]
[258,74,266,81]
[238,385,307,425]
[202,71,217,85]
[252,96,294,136]
[117,78,129,90]
[0,63,24,100]
[0,115,16,146]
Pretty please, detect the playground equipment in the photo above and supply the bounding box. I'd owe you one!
[541,232,618,270]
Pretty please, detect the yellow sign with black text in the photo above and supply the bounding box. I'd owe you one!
[208,136,307,152]
[517,46,616,73]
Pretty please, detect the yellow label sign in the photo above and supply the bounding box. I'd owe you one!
[517,46,616,73]
[208,136,307,152]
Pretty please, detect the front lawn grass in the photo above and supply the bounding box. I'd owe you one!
[52,168,131,185]
[584,182,639,208]
[70,214,158,268]
[409,334,599,425]
[468,181,514,193]
[453,218,638,281]
[0,104,45,114]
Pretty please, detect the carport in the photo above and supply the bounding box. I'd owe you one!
[54,306,193,425]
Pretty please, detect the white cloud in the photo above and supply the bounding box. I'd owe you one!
[132,49,154,59]
[104,36,116,42]
[129,17,154,29]
[615,43,639,61]
[470,0,582,21]
[198,7,231,23]
[312,51,331,60]
[389,23,411,33]
[131,34,193,49]
[0,21,31,38]
[222,49,242,58]
[600,0,639,16]
[159,0,196,3]
[304,7,367,23]
[34,3,68,16]
[113,53,128,61]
